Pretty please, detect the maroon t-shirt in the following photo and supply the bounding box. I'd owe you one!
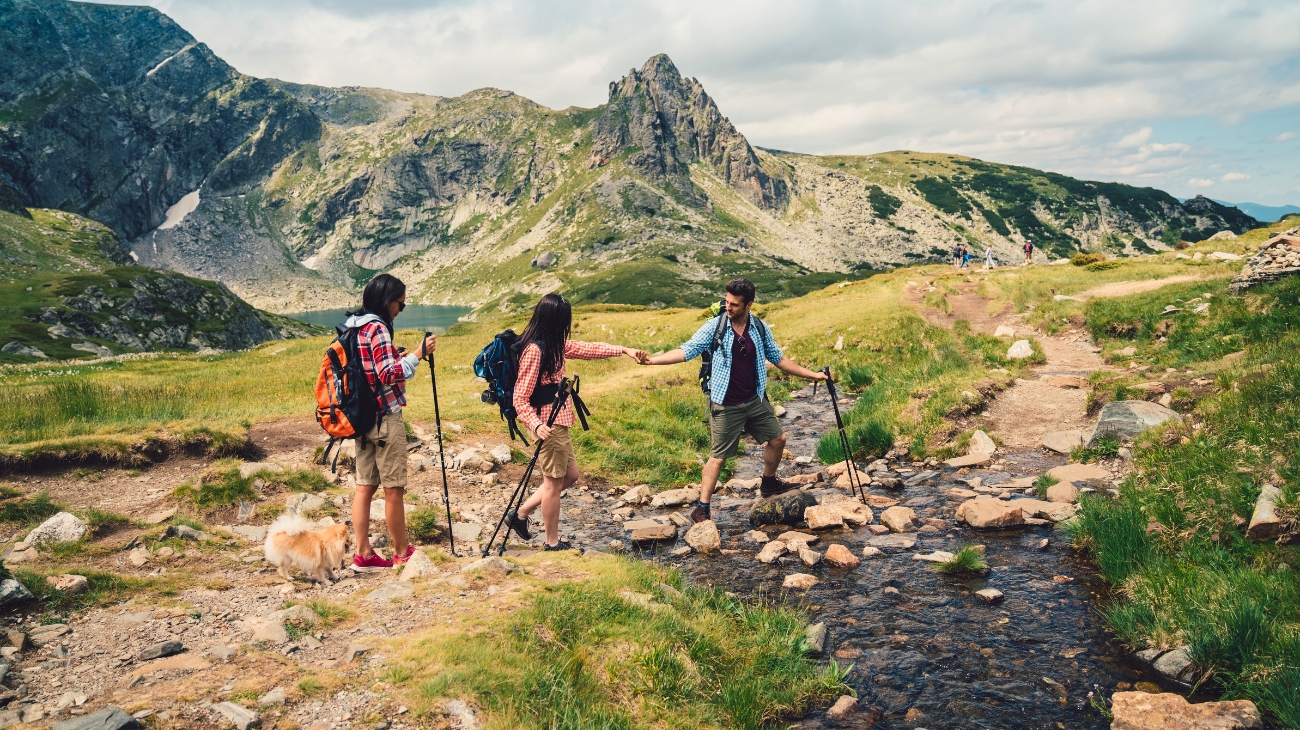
[722,324,759,405]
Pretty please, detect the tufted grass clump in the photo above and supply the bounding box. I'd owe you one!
[935,545,989,575]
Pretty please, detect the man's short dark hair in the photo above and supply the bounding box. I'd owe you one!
[725,278,756,304]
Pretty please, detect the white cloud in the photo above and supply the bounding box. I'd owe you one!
[1189,178,1215,187]
[1117,127,1153,147]
[1274,132,1298,142]
[1221,172,1251,181]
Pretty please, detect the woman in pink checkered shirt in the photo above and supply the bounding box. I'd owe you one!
[507,293,647,551]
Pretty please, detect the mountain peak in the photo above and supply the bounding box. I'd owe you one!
[591,54,787,210]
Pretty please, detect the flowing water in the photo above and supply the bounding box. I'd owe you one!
[588,384,1162,729]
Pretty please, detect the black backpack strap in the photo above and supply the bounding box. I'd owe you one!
[570,375,591,431]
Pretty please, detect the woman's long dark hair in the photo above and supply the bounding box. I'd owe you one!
[519,293,571,378]
[348,273,406,332]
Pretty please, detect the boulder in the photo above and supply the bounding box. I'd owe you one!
[993,325,1016,337]
[621,485,652,504]
[461,556,521,576]
[684,520,721,553]
[47,574,89,595]
[755,541,787,563]
[776,531,818,546]
[749,490,818,526]
[488,444,513,465]
[25,512,88,545]
[743,530,770,544]
[364,581,415,602]
[51,707,140,730]
[139,640,183,661]
[258,687,286,706]
[1044,431,1083,455]
[251,622,288,644]
[1246,485,1291,542]
[286,493,326,516]
[1153,646,1195,682]
[804,622,827,653]
[865,533,916,550]
[822,499,873,525]
[531,251,558,269]
[944,453,992,468]
[1046,463,1110,483]
[783,573,819,590]
[834,467,868,490]
[0,579,32,607]
[1007,340,1034,359]
[211,701,259,730]
[399,549,440,580]
[824,544,860,568]
[630,523,677,542]
[1110,691,1260,730]
[879,506,916,533]
[1089,400,1181,447]
[1045,482,1079,503]
[650,486,700,508]
[802,505,845,530]
[975,588,1004,603]
[956,497,1025,529]
[968,430,996,456]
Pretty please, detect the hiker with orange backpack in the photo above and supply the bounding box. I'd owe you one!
[316,273,434,572]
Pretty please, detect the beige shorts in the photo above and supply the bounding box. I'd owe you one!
[537,425,577,479]
[355,410,407,489]
[709,397,783,460]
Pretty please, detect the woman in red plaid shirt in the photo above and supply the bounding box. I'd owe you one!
[507,293,647,550]
[346,274,437,572]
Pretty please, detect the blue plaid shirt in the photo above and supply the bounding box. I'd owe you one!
[681,314,783,405]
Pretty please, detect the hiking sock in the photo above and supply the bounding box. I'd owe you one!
[696,500,710,518]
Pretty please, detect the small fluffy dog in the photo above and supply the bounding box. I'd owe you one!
[263,514,350,584]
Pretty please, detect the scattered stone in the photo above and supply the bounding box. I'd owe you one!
[803,504,845,530]
[25,511,88,545]
[29,623,70,644]
[1007,340,1034,359]
[451,522,482,543]
[944,453,992,468]
[258,687,286,706]
[0,578,32,607]
[743,530,770,544]
[142,508,176,525]
[251,622,289,644]
[749,490,818,526]
[969,430,996,456]
[903,469,938,487]
[804,622,827,653]
[1043,374,1086,388]
[621,485,653,504]
[823,543,860,568]
[1153,646,1195,682]
[913,551,955,563]
[1110,691,1261,729]
[861,546,883,559]
[669,546,692,557]
[231,525,267,542]
[211,701,259,730]
[957,497,1025,528]
[51,707,140,730]
[607,540,625,552]
[684,520,721,553]
[947,488,978,499]
[864,494,899,508]
[629,524,677,542]
[345,644,372,663]
[399,549,440,580]
[798,547,823,566]
[1042,430,1085,454]
[879,506,916,533]
[165,524,208,541]
[823,500,873,525]
[1045,481,1080,503]
[993,325,1016,337]
[1246,485,1292,542]
[1,342,47,358]
[784,573,819,590]
[364,581,415,602]
[1089,400,1182,447]
[139,640,183,661]
[208,645,238,662]
[975,588,1004,603]
[1231,231,1300,292]
[286,493,326,516]
[461,556,521,576]
[866,533,916,550]
[667,511,691,527]
[650,486,700,508]
[444,698,479,729]
[487,444,513,465]
[776,531,818,546]
[127,547,150,566]
[756,541,788,563]
[1046,463,1110,483]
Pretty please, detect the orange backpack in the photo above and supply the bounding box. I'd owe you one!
[315,325,379,468]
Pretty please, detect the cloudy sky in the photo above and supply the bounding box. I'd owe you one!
[130,0,1300,207]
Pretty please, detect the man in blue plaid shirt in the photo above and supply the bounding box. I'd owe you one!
[646,278,828,523]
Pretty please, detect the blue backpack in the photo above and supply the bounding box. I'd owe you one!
[474,330,532,444]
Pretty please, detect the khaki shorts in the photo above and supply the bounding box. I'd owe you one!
[709,397,783,460]
[537,425,577,479]
[355,410,408,489]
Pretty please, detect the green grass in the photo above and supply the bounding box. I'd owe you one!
[9,569,158,613]
[82,507,131,532]
[174,460,259,507]
[1072,436,1120,463]
[408,506,449,543]
[1034,474,1060,498]
[402,556,849,729]
[0,492,62,526]
[934,545,989,575]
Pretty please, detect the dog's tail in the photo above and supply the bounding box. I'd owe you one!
[267,513,320,537]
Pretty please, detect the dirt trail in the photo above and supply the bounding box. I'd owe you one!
[904,275,1106,449]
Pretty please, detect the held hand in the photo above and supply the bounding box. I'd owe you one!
[535,424,553,441]
[623,347,650,364]
[812,370,830,382]
[419,334,437,358]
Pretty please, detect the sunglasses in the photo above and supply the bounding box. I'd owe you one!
[397,301,406,312]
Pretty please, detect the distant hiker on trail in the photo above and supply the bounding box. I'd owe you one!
[952,243,963,268]
[507,293,648,551]
[644,278,829,524]
[985,245,996,269]
[960,244,971,269]
[1023,239,1034,265]
[346,273,437,572]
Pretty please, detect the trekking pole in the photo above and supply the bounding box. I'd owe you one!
[482,379,571,557]
[424,332,456,556]
[822,367,866,505]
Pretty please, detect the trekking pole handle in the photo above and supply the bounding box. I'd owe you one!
[422,331,433,361]
[821,367,837,398]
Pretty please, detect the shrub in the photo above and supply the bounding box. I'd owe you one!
[1071,253,1107,266]
[1085,261,1123,272]
[408,506,448,543]
[817,419,893,463]
[1034,474,1059,498]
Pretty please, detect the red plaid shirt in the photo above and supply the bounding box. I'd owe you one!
[357,321,416,415]
[514,340,622,434]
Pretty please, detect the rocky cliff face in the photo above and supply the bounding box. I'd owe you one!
[591,55,788,211]
[0,0,321,240]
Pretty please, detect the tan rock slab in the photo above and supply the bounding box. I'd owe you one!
[1047,463,1110,483]
[1042,375,1086,388]
[1110,691,1261,729]
[1042,430,1085,454]
[864,495,899,508]
[827,695,859,719]
[650,487,700,508]
[1247,485,1288,541]
[798,547,822,566]
[756,541,787,563]
[128,653,210,679]
[879,506,916,533]
[956,497,1025,529]
[630,524,677,542]
[968,429,997,456]
[824,544,860,568]
[1045,482,1080,503]
[947,488,979,499]
[783,573,819,590]
[803,505,845,530]
[743,530,770,544]
[142,508,176,525]
[776,531,818,546]
[944,453,992,468]
[683,520,721,553]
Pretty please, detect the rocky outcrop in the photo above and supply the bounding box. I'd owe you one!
[591,54,788,211]
[1088,401,1181,447]
[1110,691,1261,729]
[1230,228,1300,292]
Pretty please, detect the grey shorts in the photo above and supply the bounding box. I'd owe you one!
[709,397,783,460]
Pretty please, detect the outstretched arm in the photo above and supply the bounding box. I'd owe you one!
[775,357,828,381]
[645,348,686,365]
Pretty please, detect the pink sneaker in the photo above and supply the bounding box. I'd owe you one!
[351,551,393,572]
[391,545,415,567]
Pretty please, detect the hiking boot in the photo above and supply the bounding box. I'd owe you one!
[351,551,393,572]
[690,505,711,523]
[507,510,532,540]
[391,545,415,567]
[543,539,574,552]
[759,476,798,498]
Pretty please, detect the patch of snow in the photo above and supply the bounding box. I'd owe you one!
[128,250,139,262]
[146,43,197,78]
[158,189,200,230]
[301,255,319,270]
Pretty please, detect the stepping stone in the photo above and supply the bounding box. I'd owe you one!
[912,551,955,563]
[1110,692,1260,730]
[1042,430,1084,454]
[956,497,1025,529]
[749,490,818,527]
[629,524,677,542]
[975,588,1004,603]
[866,534,916,550]
[1088,400,1181,447]
[776,531,817,545]
[1046,463,1110,483]
[944,453,991,468]
[783,573,819,590]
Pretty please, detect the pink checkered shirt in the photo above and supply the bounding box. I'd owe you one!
[514,340,622,435]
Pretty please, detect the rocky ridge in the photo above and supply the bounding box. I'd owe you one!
[1229,226,1300,292]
